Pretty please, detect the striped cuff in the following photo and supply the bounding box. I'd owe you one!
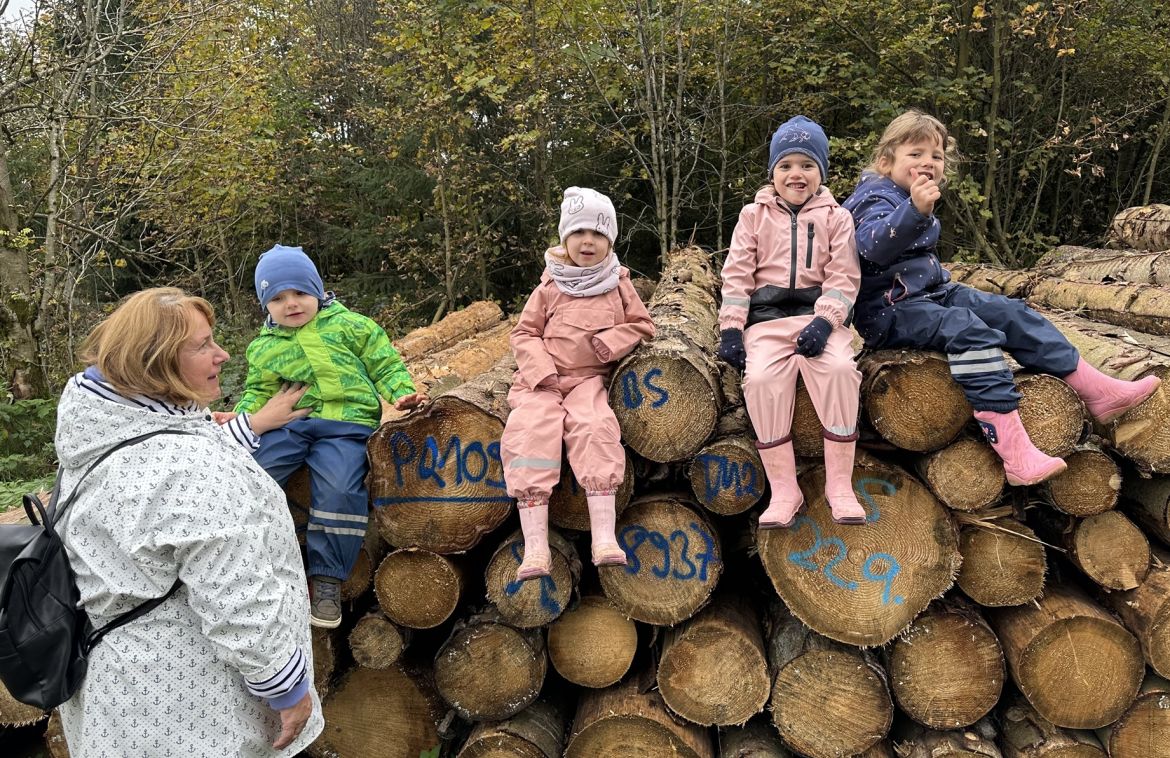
[225,412,260,450]
[246,647,308,708]
[266,677,309,711]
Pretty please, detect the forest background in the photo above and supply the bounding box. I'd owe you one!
[1,0,1168,500]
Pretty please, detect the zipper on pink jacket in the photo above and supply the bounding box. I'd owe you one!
[805,223,815,268]
[788,210,799,290]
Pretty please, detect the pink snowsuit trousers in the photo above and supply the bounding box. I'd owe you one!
[743,315,861,445]
[501,373,624,499]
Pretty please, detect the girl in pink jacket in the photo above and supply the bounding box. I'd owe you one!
[502,187,656,581]
[717,116,866,528]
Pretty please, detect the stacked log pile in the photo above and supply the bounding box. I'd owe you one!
[12,210,1170,757]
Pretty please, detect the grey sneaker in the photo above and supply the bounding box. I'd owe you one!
[309,576,342,629]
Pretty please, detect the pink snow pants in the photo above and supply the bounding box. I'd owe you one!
[743,316,861,444]
[501,373,625,500]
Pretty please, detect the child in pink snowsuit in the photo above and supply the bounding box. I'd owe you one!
[717,116,866,528]
[502,187,656,581]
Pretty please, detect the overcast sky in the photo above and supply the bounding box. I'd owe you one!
[1,0,35,23]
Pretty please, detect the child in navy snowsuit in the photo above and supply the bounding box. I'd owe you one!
[842,110,1160,485]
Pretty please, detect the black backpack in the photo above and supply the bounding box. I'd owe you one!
[0,429,187,710]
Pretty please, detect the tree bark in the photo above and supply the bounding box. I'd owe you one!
[757,457,961,646]
[894,718,1001,757]
[998,692,1105,757]
[716,719,793,757]
[1107,204,1170,252]
[609,245,723,462]
[458,697,567,758]
[392,300,504,363]
[566,662,714,758]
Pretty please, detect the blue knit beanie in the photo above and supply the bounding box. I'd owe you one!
[767,116,829,181]
[254,244,325,309]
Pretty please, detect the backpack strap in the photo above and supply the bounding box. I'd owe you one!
[83,577,184,653]
[50,428,195,652]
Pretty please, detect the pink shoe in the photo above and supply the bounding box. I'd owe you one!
[757,440,804,529]
[516,499,552,581]
[974,409,1068,486]
[586,493,628,567]
[824,439,867,525]
[1062,358,1161,423]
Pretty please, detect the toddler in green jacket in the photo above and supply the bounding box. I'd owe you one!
[230,244,424,628]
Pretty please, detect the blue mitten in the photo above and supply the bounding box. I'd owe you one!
[717,329,746,371]
[795,317,833,358]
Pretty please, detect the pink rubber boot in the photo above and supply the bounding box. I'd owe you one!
[973,410,1068,486]
[516,498,552,581]
[586,493,627,567]
[823,439,867,525]
[757,440,804,528]
[1062,358,1161,423]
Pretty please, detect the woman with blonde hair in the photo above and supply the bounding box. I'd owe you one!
[54,287,323,757]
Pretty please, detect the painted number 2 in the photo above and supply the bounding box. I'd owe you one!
[785,478,905,606]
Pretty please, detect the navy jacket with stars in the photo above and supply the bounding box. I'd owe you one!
[841,171,950,345]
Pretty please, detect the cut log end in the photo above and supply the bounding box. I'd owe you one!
[770,648,892,758]
[368,395,511,553]
[1070,511,1150,590]
[957,518,1046,607]
[860,350,971,452]
[1109,685,1170,758]
[1018,374,1086,457]
[687,437,765,516]
[757,458,960,646]
[548,596,637,689]
[600,495,723,626]
[610,348,720,462]
[549,454,634,531]
[434,618,546,722]
[485,529,579,628]
[347,614,404,670]
[917,437,1005,512]
[310,666,441,758]
[1045,448,1121,517]
[374,548,463,629]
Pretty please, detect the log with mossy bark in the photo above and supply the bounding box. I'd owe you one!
[609,245,723,463]
[988,583,1144,729]
[757,456,961,646]
[367,356,515,553]
[885,599,1005,729]
[765,603,893,758]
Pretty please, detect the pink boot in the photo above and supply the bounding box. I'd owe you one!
[974,409,1068,486]
[586,493,627,567]
[1062,358,1161,423]
[516,498,552,581]
[823,439,866,525]
[757,440,804,529]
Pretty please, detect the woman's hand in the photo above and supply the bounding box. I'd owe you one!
[272,691,313,749]
[250,383,312,435]
[210,411,236,425]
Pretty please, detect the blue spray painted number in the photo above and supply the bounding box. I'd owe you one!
[620,368,670,409]
[784,477,904,605]
[696,454,759,502]
[503,542,561,615]
[618,521,719,582]
[386,432,506,490]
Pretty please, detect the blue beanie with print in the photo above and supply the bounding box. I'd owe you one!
[254,244,325,309]
[767,116,830,181]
